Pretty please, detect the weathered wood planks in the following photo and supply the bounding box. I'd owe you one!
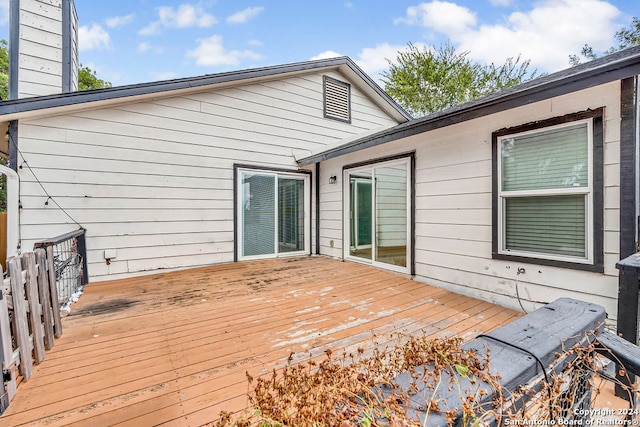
[0,257,520,426]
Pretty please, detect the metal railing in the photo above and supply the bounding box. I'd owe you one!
[34,228,88,308]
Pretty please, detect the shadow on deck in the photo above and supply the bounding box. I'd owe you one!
[1,256,521,426]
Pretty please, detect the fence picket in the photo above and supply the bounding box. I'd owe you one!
[24,253,46,364]
[8,257,33,381]
[0,270,17,407]
[46,246,63,338]
[36,249,55,350]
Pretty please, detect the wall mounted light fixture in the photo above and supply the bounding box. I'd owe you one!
[329,175,337,184]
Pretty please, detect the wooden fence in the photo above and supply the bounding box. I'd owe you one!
[0,247,63,414]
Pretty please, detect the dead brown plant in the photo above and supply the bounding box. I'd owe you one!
[212,332,635,427]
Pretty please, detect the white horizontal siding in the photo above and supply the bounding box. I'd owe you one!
[19,54,61,73]
[20,6,62,35]
[18,37,61,62]
[21,220,234,242]
[319,81,623,320]
[16,81,61,99]
[18,0,63,98]
[17,68,62,88]
[17,70,401,280]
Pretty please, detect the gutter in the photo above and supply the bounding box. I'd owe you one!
[298,46,640,166]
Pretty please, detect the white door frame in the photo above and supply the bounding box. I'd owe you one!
[343,157,411,274]
[236,167,311,261]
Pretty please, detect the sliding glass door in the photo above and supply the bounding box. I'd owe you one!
[350,174,373,259]
[238,168,310,260]
[345,158,411,273]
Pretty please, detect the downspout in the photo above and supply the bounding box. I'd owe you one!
[315,162,320,255]
[614,76,639,398]
[0,164,19,258]
[636,76,640,250]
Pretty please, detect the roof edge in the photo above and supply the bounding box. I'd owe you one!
[0,56,409,121]
[298,45,640,166]
[337,58,411,122]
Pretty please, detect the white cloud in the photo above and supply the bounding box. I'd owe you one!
[459,0,621,71]
[310,50,344,60]
[106,13,135,28]
[138,42,165,54]
[355,43,409,77]
[78,24,111,51]
[159,4,217,27]
[138,42,151,53]
[395,1,476,34]
[140,3,217,35]
[139,22,162,36]
[396,0,622,72]
[226,7,264,24]
[186,35,263,66]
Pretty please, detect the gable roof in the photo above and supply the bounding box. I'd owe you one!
[298,45,640,166]
[0,56,411,122]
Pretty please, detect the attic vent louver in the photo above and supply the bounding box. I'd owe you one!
[323,76,351,123]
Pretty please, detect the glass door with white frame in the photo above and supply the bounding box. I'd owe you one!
[345,158,410,273]
[238,169,310,260]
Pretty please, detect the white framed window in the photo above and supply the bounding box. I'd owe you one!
[493,110,604,270]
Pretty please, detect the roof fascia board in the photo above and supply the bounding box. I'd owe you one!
[298,48,640,166]
[0,74,305,120]
[337,62,411,122]
[0,59,346,119]
[0,57,410,122]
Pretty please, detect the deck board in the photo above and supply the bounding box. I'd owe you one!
[1,256,520,426]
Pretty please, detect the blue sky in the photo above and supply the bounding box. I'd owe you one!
[1,0,639,87]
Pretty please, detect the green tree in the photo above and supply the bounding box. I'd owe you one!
[569,17,640,65]
[78,64,112,91]
[0,39,9,101]
[382,42,538,117]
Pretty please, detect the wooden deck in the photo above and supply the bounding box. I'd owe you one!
[1,256,520,426]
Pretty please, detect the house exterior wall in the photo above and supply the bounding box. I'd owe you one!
[16,70,400,281]
[319,81,622,320]
[13,0,65,98]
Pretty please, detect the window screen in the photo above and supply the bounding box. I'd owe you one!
[499,121,590,260]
